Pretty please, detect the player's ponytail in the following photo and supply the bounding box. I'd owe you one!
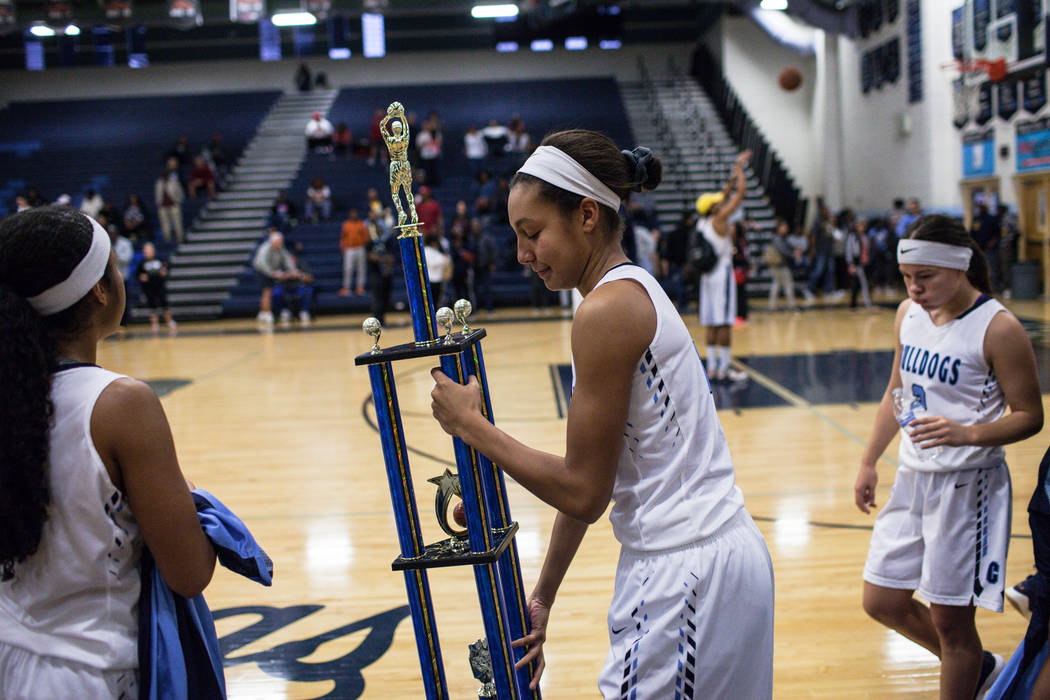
[0,207,96,580]
[511,129,663,241]
[906,213,993,295]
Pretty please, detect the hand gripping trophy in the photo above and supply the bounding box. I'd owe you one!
[379,101,419,235]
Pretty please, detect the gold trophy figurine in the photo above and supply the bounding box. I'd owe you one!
[380,101,420,237]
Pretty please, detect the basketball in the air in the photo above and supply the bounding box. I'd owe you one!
[778,66,803,91]
[453,501,466,527]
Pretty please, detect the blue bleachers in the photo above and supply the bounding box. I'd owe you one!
[249,77,633,314]
[0,91,281,226]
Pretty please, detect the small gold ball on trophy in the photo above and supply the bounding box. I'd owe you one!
[436,306,455,344]
[363,317,383,354]
[454,298,472,335]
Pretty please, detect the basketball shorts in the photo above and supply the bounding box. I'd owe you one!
[0,642,137,699]
[698,263,737,328]
[598,509,774,700]
[863,464,1011,612]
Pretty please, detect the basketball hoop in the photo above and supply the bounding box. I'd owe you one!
[942,57,1008,129]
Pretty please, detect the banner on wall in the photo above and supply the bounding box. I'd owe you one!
[1023,70,1047,113]
[1016,117,1050,171]
[962,129,995,178]
[976,82,994,125]
[998,80,1019,119]
[951,6,964,60]
[972,0,991,51]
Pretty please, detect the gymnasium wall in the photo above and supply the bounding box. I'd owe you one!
[0,42,693,106]
[719,16,820,201]
[835,2,961,214]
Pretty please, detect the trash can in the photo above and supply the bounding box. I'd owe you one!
[1011,262,1040,300]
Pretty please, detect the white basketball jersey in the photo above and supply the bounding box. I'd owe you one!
[699,218,733,267]
[0,366,141,670]
[584,263,744,550]
[898,296,1009,472]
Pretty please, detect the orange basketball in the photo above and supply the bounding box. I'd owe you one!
[778,66,803,91]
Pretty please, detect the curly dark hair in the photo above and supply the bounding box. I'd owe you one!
[510,129,663,241]
[0,206,99,580]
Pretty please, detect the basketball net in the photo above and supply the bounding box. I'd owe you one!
[942,58,1007,126]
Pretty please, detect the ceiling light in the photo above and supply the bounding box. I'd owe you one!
[64,24,80,36]
[271,11,316,26]
[760,0,788,9]
[30,25,56,37]
[471,4,518,19]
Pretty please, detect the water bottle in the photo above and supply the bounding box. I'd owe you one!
[892,388,942,461]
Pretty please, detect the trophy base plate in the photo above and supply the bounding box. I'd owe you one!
[355,329,486,366]
[392,523,518,571]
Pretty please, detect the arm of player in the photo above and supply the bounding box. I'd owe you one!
[92,379,216,597]
[430,280,653,523]
[511,511,589,688]
[909,310,1043,448]
[712,151,751,237]
[855,300,910,514]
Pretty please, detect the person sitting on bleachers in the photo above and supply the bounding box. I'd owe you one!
[481,119,509,158]
[165,135,192,170]
[201,133,232,185]
[305,111,333,154]
[253,229,301,326]
[416,186,443,238]
[79,189,104,219]
[122,193,151,243]
[268,191,298,232]
[187,156,217,199]
[304,178,332,222]
[463,125,487,176]
[332,122,353,159]
[368,107,387,167]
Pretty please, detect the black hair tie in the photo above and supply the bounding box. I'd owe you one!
[622,147,653,192]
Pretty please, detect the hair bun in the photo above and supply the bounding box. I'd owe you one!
[622,147,662,192]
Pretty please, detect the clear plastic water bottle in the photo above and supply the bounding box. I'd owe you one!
[892,387,942,461]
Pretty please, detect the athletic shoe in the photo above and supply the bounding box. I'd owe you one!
[726,367,749,383]
[279,309,292,324]
[167,319,177,330]
[1006,574,1039,619]
[974,651,1004,700]
[256,311,274,325]
[299,310,311,324]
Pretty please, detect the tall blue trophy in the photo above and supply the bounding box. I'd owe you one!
[355,102,541,700]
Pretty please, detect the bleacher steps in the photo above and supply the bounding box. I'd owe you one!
[165,89,337,320]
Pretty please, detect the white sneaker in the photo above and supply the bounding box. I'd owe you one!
[711,369,726,383]
[256,311,274,324]
[299,310,311,324]
[726,367,749,383]
[279,309,292,324]
[975,652,1004,699]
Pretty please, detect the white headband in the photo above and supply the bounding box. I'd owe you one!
[27,215,112,316]
[517,145,622,211]
[896,239,972,271]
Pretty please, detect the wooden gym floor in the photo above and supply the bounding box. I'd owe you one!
[96,295,1050,699]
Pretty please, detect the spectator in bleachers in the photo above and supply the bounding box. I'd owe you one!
[471,219,497,315]
[867,217,895,296]
[268,191,298,231]
[136,242,177,333]
[472,170,496,212]
[888,198,906,235]
[765,219,799,312]
[54,194,73,208]
[202,133,232,185]
[424,233,452,306]
[304,177,332,222]
[368,108,387,167]
[482,119,509,158]
[895,197,922,237]
[971,202,1002,292]
[122,193,151,243]
[449,200,474,241]
[999,204,1019,294]
[79,189,104,219]
[507,117,530,155]
[807,205,835,299]
[366,223,398,324]
[108,223,134,326]
[416,117,443,187]
[166,135,192,170]
[305,112,333,154]
[274,247,315,325]
[463,125,487,176]
[846,218,873,311]
[365,187,385,219]
[659,209,696,312]
[14,196,31,213]
[332,122,353,159]
[98,199,120,230]
[416,186,443,237]
[253,230,299,326]
[493,176,511,226]
[339,208,369,297]
[187,156,217,199]
[295,62,312,91]
[449,226,475,304]
[154,157,185,244]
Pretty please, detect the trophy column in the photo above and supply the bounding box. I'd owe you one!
[355,101,541,699]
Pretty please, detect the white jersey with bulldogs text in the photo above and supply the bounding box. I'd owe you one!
[898,295,1008,472]
[585,263,745,550]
